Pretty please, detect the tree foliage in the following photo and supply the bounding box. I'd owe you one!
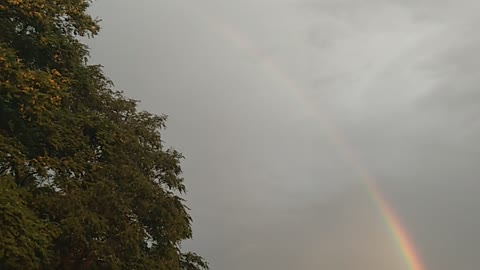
[0,0,208,269]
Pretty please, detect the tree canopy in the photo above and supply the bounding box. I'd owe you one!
[0,0,208,269]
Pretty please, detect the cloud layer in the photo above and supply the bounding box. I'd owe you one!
[88,1,480,269]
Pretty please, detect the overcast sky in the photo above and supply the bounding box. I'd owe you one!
[88,1,480,269]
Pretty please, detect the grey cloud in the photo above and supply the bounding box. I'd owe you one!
[416,28,480,115]
[88,0,480,269]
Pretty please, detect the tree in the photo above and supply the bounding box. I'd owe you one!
[0,0,208,269]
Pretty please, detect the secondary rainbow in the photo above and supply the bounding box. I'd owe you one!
[184,3,426,270]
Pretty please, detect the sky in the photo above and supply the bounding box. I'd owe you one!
[87,1,480,269]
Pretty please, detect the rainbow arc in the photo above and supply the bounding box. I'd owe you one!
[185,4,426,270]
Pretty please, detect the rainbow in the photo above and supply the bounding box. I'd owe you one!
[183,3,425,270]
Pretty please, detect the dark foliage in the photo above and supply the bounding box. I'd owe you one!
[0,1,208,269]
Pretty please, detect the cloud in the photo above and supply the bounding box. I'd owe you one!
[88,0,480,269]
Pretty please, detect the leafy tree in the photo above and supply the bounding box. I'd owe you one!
[0,0,208,269]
